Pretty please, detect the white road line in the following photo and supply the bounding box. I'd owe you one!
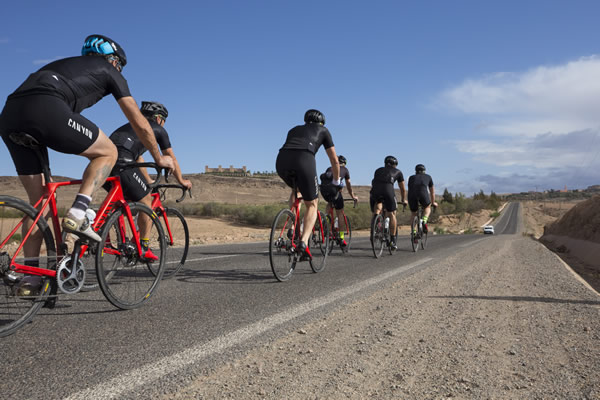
[165,252,269,265]
[459,238,487,248]
[65,257,434,400]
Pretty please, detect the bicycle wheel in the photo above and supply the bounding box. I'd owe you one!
[96,202,166,309]
[343,214,352,253]
[388,226,398,255]
[325,214,335,255]
[309,211,329,273]
[411,215,420,252]
[158,207,189,279]
[269,209,296,282]
[421,224,428,250]
[370,214,384,259]
[0,196,56,337]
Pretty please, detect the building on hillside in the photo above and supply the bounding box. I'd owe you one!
[204,165,249,177]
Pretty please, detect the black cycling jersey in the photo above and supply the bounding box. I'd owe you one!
[371,166,404,186]
[407,173,434,212]
[110,120,171,161]
[279,123,334,155]
[320,165,350,183]
[7,55,131,113]
[408,173,434,191]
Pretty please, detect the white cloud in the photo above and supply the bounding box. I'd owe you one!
[438,56,600,136]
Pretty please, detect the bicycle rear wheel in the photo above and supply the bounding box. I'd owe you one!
[421,225,428,250]
[158,207,189,279]
[309,211,329,273]
[269,209,296,281]
[411,215,420,252]
[370,214,384,258]
[325,214,335,255]
[96,202,166,309]
[342,214,352,253]
[0,196,55,337]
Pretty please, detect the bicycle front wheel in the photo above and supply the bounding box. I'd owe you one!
[269,209,296,282]
[370,214,384,259]
[159,207,189,279]
[96,202,166,309]
[411,215,420,252]
[0,196,56,337]
[421,225,428,250]
[309,211,329,273]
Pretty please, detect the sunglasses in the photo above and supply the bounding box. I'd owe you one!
[108,56,123,72]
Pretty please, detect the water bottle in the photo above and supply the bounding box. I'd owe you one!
[334,217,339,230]
[384,217,390,231]
[85,208,96,226]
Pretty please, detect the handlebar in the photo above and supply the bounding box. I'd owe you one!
[152,183,192,203]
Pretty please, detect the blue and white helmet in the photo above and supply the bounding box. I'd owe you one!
[82,34,127,67]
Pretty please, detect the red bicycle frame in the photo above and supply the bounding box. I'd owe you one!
[277,196,326,247]
[1,176,144,278]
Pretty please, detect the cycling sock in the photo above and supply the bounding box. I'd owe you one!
[339,232,345,239]
[141,238,150,249]
[69,194,92,220]
[422,215,429,224]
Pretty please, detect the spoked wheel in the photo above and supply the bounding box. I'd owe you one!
[0,196,56,337]
[96,202,166,310]
[309,211,329,273]
[269,209,297,282]
[159,207,189,279]
[325,215,335,256]
[411,215,420,252]
[370,214,384,259]
[340,214,352,254]
[421,223,428,250]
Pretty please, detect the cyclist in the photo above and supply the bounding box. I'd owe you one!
[108,101,192,260]
[369,156,407,250]
[319,155,358,247]
[407,164,438,239]
[276,109,341,261]
[0,34,174,252]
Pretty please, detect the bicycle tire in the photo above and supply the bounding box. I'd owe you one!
[0,195,56,337]
[388,226,397,255]
[325,214,335,255]
[309,211,329,273]
[411,215,420,252]
[370,214,384,259]
[96,202,166,309]
[269,209,296,282]
[343,214,352,253]
[421,225,428,250]
[157,207,189,279]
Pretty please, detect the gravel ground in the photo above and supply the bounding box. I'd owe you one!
[163,234,600,399]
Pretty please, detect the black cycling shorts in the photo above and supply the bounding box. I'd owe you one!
[0,95,99,175]
[408,189,431,212]
[370,184,397,212]
[321,184,344,210]
[276,149,319,201]
[107,166,151,202]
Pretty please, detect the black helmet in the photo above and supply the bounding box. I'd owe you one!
[82,34,127,67]
[384,155,398,167]
[304,109,325,125]
[415,164,426,173]
[141,101,168,119]
[338,155,347,165]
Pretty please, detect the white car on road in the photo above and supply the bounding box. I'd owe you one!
[483,225,495,235]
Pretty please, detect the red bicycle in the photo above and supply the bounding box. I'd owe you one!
[0,133,168,337]
[268,190,330,282]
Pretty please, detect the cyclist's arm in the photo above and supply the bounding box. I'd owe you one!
[345,178,358,200]
[325,146,340,182]
[398,180,407,203]
[430,185,437,207]
[162,148,192,189]
[118,96,174,170]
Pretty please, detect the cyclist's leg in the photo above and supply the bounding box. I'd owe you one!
[301,198,318,245]
[119,166,153,253]
[17,174,47,261]
[408,195,419,233]
[419,190,432,230]
[78,131,118,197]
[382,186,398,237]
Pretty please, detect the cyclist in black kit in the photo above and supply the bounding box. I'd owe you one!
[319,155,358,247]
[109,101,192,260]
[0,34,174,254]
[407,164,438,237]
[369,156,407,250]
[276,109,341,260]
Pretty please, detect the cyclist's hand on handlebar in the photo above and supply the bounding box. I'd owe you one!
[157,155,174,172]
[352,195,359,202]
[181,179,192,190]
[432,201,438,208]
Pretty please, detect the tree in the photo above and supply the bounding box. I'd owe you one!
[442,188,453,203]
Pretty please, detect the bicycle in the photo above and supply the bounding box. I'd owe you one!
[148,181,191,278]
[410,204,435,252]
[0,133,168,337]
[269,185,330,282]
[370,202,405,259]
[325,198,356,255]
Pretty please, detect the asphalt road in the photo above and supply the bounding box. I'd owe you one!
[0,204,519,399]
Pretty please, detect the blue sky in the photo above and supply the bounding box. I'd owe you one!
[1,1,599,195]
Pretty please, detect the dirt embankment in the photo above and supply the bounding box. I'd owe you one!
[538,196,600,292]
